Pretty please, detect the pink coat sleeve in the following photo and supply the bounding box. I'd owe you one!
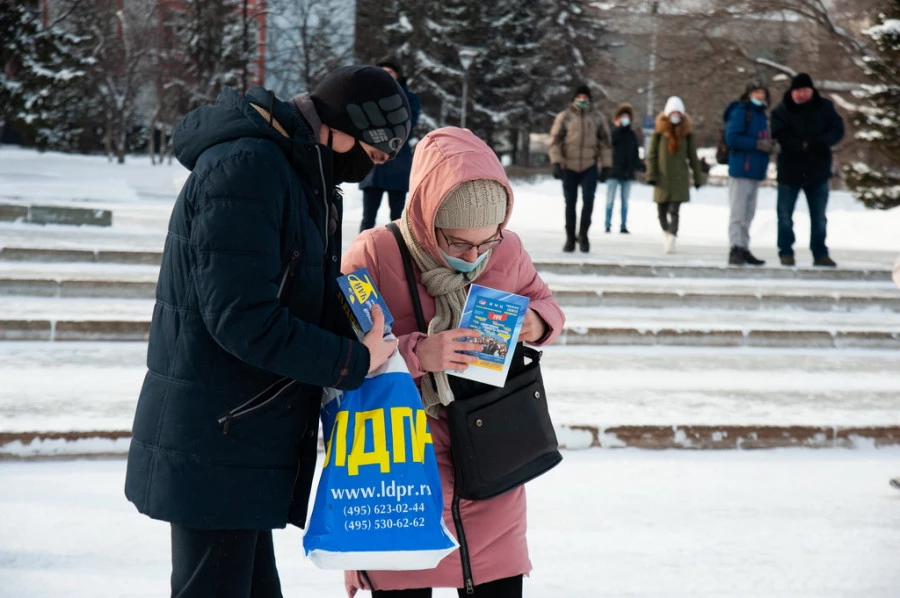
[512,236,565,346]
[342,232,429,379]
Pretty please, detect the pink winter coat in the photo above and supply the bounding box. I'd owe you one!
[341,127,565,594]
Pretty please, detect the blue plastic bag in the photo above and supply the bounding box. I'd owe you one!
[303,348,458,570]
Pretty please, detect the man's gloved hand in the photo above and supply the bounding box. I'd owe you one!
[756,139,777,153]
[695,184,702,190]
[645,178,657,186]
[599,167,612,183]
[552,163,563,180]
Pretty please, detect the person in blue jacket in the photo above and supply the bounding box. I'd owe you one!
[724,79,778,266]
[359,57,421,231]
[124,65,409,597]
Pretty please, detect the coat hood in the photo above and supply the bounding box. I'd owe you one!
[403,127,514,262]
[656,112,693,135]
[614,103,635,120]
[173,86,307,171]
[723,100,742,124]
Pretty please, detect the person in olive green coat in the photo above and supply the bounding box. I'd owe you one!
[646,96,704,254]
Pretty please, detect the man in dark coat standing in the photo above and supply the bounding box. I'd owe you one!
[124,65,410,597]
[358,57,421,231]
[771,72,845,267]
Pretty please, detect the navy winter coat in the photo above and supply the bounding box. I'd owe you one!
[125,86,370,531]
[771,90,845,186]
[609,125,642,180]
[725,100,771,181]
[359,85,421,192]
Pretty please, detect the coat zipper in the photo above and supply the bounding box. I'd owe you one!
[313,145,329,255]
[216,376,295,434]
[449,447,475,594]
[277,250,300,299]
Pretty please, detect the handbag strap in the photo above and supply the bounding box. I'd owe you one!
[387,222,427,334]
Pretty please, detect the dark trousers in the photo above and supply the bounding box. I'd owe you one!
[361,187,407,232]
[657,201,681,235]
[170,524,282,598]
[371,574,523,598]
[562,164,598,236]
[776,181,830,259]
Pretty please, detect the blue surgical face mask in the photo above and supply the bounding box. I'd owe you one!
[669,115,682,124]
[750,98,766,107]
[620,116,631,127]
[440,249,489,273]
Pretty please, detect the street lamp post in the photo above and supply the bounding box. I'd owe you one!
[458,48,477,129]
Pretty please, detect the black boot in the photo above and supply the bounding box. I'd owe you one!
[563,228,576,252]
[742,248,765,266]
[578,228,590,253]
[728,246,746,266]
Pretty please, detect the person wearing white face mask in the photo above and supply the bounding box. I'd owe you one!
[342,127,566,597]
[605,104,643,234]
[646,96,704,254]
[723,79,778,266]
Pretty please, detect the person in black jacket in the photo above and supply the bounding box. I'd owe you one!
[359,57,421,231]
[124,66,410,598]
[605,103,643,234]
[771,73,845,267]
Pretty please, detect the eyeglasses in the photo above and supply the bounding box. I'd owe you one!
[439,229,504,255]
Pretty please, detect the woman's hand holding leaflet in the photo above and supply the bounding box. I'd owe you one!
[416,328,483,373]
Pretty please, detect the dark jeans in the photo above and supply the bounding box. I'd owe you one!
[361,187,407,232]
[657,201,681,235]
[371,574,523,598]
[562,164,598,235]
[776,181,830,259]
[170,524,282,598]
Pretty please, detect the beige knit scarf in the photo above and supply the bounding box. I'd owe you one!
[398,212,491,416]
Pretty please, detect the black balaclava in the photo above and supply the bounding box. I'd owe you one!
[312,65,412,183]
[327,130,374,184]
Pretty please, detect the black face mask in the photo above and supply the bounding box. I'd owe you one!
[328,131,374,183]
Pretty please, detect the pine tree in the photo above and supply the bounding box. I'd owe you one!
[478,0,540,155]
[0,2,91,149]
[535,0,611,116]
[843,2,900,209]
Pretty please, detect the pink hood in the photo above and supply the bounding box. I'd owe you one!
[404,127,515,265]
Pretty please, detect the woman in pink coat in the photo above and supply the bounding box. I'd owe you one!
[341,127,565,597]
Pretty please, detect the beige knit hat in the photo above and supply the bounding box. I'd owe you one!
[434,179,508,229]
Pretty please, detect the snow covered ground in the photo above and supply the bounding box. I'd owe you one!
[1,146,898,269]
[1,451,898,598]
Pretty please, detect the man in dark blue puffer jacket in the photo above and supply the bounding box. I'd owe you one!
[124,65,410,597]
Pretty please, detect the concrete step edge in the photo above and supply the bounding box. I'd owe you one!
[3,425,898,460]
[1,247,890,281]
[1,320,898,348]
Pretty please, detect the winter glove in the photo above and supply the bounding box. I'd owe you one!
[552,163,563,179]
[755,139,776,153]
[695,184,702,190]
[599,167,611,183]
[645,179,657,187]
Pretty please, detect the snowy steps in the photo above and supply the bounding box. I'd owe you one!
[1,302,899,348]
[1,249,898,348]
[1,245,892,281]
[3,274,898,313]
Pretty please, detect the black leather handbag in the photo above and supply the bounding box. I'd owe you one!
[387,223,562,500]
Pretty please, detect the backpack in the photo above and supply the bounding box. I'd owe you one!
[715,104,753,165]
